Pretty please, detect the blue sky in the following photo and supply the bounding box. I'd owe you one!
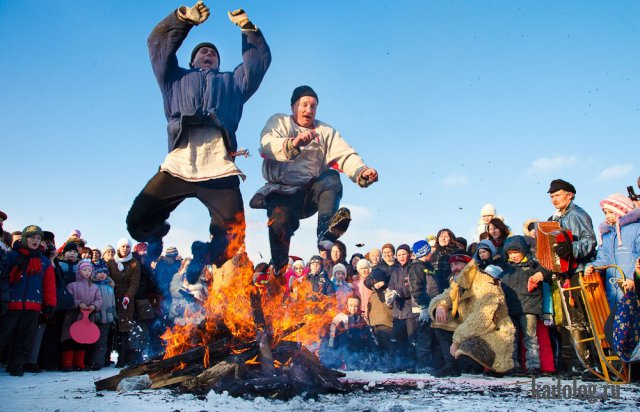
[1,1,638,264]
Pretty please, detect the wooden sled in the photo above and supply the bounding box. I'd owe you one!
[575,265,630,384]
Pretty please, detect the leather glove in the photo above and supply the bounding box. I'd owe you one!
[384,289,398,306]
[122,296,130,309]
[1,301,8,317]
[228,9,254,29]
[418,307,430,323]
[42,305,55,321]
[554,241,573,260]
[178,1,211,25]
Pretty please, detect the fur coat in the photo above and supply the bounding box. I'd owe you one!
[428,261,515,373]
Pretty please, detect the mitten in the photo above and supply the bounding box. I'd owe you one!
[177,1,210,25]
[227,9,254,29]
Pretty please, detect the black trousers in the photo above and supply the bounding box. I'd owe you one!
[126,171,245,265]
[0,310,40,372]
[266,169,342,271]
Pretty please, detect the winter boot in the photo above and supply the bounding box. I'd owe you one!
[73,350,86,371]
[326,207,351,240]
[61,350,74,372]
[434,360,461,377]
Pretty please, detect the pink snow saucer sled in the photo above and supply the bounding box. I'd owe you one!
[70,308,100,344]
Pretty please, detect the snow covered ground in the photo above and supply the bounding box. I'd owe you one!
[2,367,639,411]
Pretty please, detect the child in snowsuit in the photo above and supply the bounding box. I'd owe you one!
[500,236,551,375]
[61,259,102,371]
[90,262,116,369]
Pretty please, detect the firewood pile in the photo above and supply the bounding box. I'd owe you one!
[95,324,347,400]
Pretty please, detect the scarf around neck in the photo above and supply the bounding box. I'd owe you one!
[9,247,42,284]
[114,251,132,272]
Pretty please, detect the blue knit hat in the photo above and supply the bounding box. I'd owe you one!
[412,240,431,258]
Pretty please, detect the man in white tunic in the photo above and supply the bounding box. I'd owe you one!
[250,86,378,276]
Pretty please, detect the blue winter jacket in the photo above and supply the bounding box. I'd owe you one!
[549,201,597,273]
[148,10,271,154]
[589,208,640,308]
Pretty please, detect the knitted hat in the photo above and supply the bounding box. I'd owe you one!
[116,238,131,249]
[93,262,109,275]
[290,85,318,106]
[190,42,219,68]
[165,246,179,258]
[43,231,56,243]
[547,179,576,194]
[63,242,79,253]
[76,259,94,276]
[103,245,115,256]
[69,229,82,238]
[483,265,504,279]
[133,242,148,253]
[504,235,529,254]
[448,249,472,264]
[21,225,44,244]
[332,263,347,277]
[600,193,635,219]
[412,240,431,259]
[309,255,323,264]
[480,204,496,216]
[356,259,371,271]
[292,259,305,269]
[396,244,411,255]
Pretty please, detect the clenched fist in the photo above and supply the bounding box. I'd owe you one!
[228,8,254,29]
[178,1,210,25]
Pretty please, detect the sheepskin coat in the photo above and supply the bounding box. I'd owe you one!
[428,261,515,373]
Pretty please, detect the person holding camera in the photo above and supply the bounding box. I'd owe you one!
[126,1,271,285]
[250,85,378,277]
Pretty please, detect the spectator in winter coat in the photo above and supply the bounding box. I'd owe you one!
[354,259,373,319]
[385,244,418,372]
[473,239,500,270]
[585,193,640,308]
[547,178,597,378]
[250,85,378,276]
[305,255,334,297]
[126,1,271,285]
[368,248,382,267]
[60,260,102,372]
[364,267,394,369]
[500,236,551,375]
[324,295,376,370]
[474,203,496,242]
[57,242,80,285]
[486,218,510,263]
[429,260,515,375]
[331,263,353,311]
[431,229,459,293]
[0,225,56,376]
[407,240,441,371]
[90,263,116,370]
[107,238,141,368]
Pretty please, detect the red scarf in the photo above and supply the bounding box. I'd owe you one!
[9,247,42,284]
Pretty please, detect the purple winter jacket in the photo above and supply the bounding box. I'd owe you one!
[66,271,102,310]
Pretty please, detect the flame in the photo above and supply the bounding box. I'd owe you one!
[161,212,337,365]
